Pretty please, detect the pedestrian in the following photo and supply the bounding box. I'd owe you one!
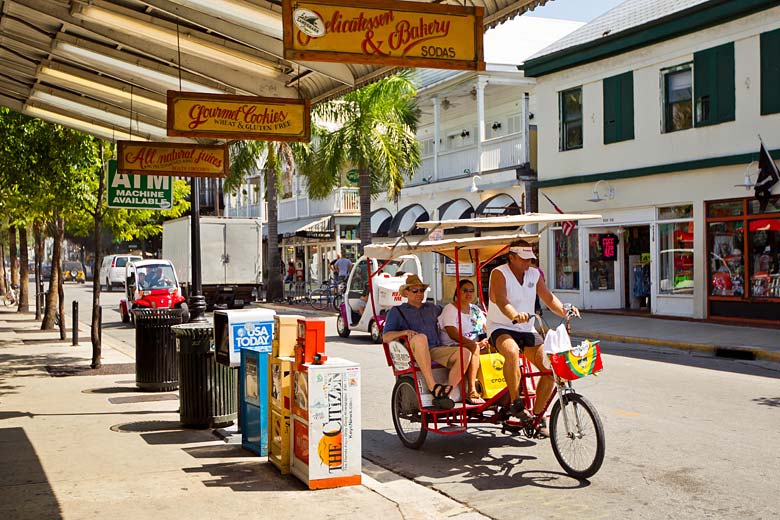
[334,254,353,282]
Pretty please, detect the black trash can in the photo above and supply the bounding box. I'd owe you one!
[172,322,238,428]
[133,308,184,392]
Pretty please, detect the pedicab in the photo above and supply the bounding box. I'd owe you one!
[364,212,607,479]
[337,254,423,343]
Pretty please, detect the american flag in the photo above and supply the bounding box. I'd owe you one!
[541,192,575,237]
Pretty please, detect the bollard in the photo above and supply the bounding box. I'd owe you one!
[72,301,79,346]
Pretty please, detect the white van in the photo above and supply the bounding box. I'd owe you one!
[99,254,143,291]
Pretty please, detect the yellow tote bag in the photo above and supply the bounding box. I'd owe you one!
[477,347,506,399]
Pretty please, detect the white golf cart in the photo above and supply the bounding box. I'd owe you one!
[336,254,422,343]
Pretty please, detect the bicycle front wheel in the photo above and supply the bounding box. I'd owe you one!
[309,289,330,311]
[549,392,605,479]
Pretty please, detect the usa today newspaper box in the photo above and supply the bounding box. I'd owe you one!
[214,308,275,455]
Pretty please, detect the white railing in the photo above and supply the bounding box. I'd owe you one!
[232,188,360,224]
[407,133,524,186]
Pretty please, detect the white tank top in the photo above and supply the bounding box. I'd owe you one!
[487,264,540,334]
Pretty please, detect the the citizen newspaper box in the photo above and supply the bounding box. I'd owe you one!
[215,308,275,367]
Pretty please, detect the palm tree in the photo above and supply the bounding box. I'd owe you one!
[228,140,309,302]
[304,72,421,250]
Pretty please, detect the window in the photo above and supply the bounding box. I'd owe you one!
[603,71,634,144]
[761,28,780,115]
[748,219,780,298]
[663,65,692,132]
[421,138,435,157]
[559,87,583,150]
[708,221,744,297]
[552,228,579,290]
[693,42,735,126]
[657,205,694,295]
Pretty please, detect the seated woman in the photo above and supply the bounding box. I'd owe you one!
[355,290,369,315]
[437,279,488,405]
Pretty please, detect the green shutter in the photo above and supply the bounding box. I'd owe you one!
[761,29,780,115]
[694,42,734,126]
[603,71,634,144]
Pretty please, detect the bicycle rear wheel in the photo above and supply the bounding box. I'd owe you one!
[309,289,330,311]
[391,376,427,449]
[332,294,343,311]
[549,392,605,479]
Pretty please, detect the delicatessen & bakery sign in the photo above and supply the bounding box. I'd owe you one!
[117,141,229,178]
[283,0,484,71]
[167,91,310,141]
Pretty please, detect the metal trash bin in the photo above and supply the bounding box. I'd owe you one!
[172,322,238,428]
[133,308,184,392]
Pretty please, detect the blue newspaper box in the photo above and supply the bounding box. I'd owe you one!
[214,308,276,455]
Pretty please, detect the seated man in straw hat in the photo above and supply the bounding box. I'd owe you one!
[383,274,470,410]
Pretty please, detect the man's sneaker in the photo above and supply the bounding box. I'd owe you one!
[508,398,525,418]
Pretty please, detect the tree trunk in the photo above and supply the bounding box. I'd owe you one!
[17,226,29,313]
[211,177,220,216]
[34,221,44,319]
[265,149,283,302]
[91,153,106,369]
[57,225,66,340]
[9,225,18,289]
[42,215,63,330]
[0,243,7,296]
[358,164,372,253]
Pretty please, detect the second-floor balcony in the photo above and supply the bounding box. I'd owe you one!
[228,187,359,222]
[407,133,524,186]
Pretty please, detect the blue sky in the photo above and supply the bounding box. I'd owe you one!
[526,0,626,22]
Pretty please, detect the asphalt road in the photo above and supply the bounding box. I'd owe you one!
[63,282,780,520]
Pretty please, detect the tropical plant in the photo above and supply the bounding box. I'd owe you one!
[304,72,421,249]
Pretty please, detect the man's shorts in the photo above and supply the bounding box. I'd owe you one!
[429,345,463,367]
[489,328,543,349]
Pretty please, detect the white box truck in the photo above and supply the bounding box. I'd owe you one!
[162,216,263,309]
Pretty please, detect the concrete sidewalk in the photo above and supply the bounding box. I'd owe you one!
[0,310,485,520]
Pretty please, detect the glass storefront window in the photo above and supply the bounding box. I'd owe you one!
[708,221,744,296]
[748,195,780,215]
[658,205,693,220]
[707,200,743,218]
[588,233,614,291]
[748,219,780,298]
[553,229,579,290]
[658,222,694,294]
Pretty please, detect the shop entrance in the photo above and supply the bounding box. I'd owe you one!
[623,226,651,312]
[583,227,623,309]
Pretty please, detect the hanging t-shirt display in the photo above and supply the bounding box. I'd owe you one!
[599,233,619,261]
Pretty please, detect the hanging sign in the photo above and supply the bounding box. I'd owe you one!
[282,0,485,71]
[107,160,173,210]
[599,233,619,261]
[117,141,229,178]
[167,91,310,142]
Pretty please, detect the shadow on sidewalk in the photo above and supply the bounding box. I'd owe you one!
[0,427,63,520]
[182,461,306,492]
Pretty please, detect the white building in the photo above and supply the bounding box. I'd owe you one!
[523,0,780,323]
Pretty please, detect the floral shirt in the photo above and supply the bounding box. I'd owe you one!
[437,303,487,343]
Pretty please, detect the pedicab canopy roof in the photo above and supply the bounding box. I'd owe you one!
[364,212,602,262]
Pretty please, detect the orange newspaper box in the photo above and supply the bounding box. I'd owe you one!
[295,319,325,370]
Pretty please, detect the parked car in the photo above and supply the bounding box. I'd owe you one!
[119,259,188,324]
[99,254,143,292]
[62,261,86,283]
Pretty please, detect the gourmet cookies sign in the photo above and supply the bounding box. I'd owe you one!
[283,0,484,71]
[167,91,310,142]
[117,141,229,178]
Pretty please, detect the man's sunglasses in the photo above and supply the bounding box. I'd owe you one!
[408,288,425,294]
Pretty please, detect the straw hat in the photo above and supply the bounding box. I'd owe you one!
[399,274,429,294]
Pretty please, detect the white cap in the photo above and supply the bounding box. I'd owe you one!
[509,246,536,260]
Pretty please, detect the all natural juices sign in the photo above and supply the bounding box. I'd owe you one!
[117,141,229,178]
[283,0,485,71]
[167,91,310,142]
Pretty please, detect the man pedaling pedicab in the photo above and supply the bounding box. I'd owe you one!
[487,241,580,438]
[382,274,471,410]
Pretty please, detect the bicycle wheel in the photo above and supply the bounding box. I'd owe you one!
[309,289,330,311]
[391,376,427,449]
[549,392,605,479]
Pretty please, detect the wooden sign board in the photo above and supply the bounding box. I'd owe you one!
[167,91,310,142]
[283,0,485,71]
[117,141,229,178]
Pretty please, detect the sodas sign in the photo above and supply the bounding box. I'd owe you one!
[231,321,272,352]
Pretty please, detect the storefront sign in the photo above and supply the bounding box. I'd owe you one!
[599,233,619,261]
[283,0,485,71]
[107,160,173,210]
[444,258,474,276]
[299,230,335,240]
[117,141,229,178]
[167,91,310,141]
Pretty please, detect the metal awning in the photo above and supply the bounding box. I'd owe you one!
[0,0,549,141]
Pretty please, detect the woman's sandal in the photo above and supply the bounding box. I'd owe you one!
[431,383,454,410]
[466,391,485,405]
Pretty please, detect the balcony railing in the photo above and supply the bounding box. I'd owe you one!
[408,133,524,186]
[230,187,359,222]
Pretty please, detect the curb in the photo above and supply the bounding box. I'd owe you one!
[570,329,780,362]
